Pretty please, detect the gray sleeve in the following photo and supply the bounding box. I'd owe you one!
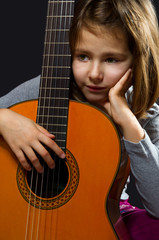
[123,105,159,218]
[0,75,40,108]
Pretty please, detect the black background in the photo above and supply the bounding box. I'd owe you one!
[0,0,159,208]
[0,0,48,96]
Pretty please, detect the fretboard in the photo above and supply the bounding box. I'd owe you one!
[37,0,75,151]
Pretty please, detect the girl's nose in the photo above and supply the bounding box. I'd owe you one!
[88,62,103,84]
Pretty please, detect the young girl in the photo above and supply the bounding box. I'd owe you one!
[0,0,159,239]
[69,0,159,239]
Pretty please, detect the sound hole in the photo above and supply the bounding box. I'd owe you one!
[27,155,69,198]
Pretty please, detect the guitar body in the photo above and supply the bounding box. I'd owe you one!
[0,100,120,239]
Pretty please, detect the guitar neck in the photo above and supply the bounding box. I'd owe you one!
[37,0,75,151]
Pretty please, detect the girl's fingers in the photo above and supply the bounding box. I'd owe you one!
[22,146,44,173]
[38,133,66,159]
[112,69,133,95]
[15,149,32,171]
[119,69,132,91]
[36,124,55,138]
[15,140,60,173]
[13,129,65,173]
[32,141,55,170]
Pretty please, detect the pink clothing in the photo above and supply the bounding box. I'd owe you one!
[114,200,159,240]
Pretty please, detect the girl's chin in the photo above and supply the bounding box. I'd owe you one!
[88,98,109,107]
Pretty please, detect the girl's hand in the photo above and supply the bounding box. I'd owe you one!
[104,69,145,143]
[104,69,133,127]
[0,109,65,173]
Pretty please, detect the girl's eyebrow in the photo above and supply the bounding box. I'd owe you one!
[74,48,127,58]
[74,48,90,54]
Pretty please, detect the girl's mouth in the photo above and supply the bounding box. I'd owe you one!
[86,85,106,92]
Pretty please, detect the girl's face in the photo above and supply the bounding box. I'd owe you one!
[72,26,133,105]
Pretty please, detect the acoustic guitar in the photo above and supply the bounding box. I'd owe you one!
[0,0,121,239]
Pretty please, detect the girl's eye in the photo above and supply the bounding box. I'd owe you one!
[78,55,89,61]
[106,58,118,63]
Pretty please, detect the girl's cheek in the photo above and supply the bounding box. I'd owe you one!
[105,71,121,86]
[105,66,130,86]
[72,62,81,77]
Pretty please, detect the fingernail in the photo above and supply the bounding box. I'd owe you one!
[50,162,55,169]
[38,168,44,174]
[60,152,65,159]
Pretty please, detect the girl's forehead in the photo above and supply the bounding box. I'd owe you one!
[76,25,128,45]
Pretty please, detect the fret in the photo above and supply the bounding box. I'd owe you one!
[45,31,70,44]
[40,96,68,107]
[42,62,70,68]
[38,107,68,116]
[43,50,70,56]
[38,124,67,133]
[48,1,74,2]
[40,79,70,89]
[43,54,71,57]
[38,123,67,127]
[55,139,66,142]
[61,147,65,150]
[39,89,69,98]
[58,144,66,149]
[38,97,69,105]
[39,108,68,114]
[51,132,66,135]
[45,28,70,32]
[39,106,68,108]
[46,29,70,32]
[42,71,70,78]
[46,17,72,30]
[39,87,69,90]
[40,86,69,95]
[54,134,67,140]
[47,2,74,16]
[43,55,71,67]
[43,42,70,55]
[47,15,73,18]
[40,97,68,100]
[42,65,71,69]
[41,76,70,79]
[47,11,73,18]
[43,47,70,56]
[40,78,70,85]
[37,116,68,125]
[47,9,73,18]
[43,57,71,67]
[44,42,69,44]
[41,70,70,78]
[54,141,66,149]
[38,115,67,118]
[37,0,75,143]
[42,66,71,69]
[43,44,70,55]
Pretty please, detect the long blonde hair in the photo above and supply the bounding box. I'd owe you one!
[69,0,159,119]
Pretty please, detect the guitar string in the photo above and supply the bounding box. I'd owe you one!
[24,1,56,239]
[46,1,59,239]
[24,161,36,240]
[54,1,65,238]
[25,0,56,239]
[24,1,73,239]
[44,0,71,238]
[24,22,50,237]
[51,1,74,239]
[41,1,60,239]
[37,1,58,239]
[53,1,74,239]
[50,0,65,239]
